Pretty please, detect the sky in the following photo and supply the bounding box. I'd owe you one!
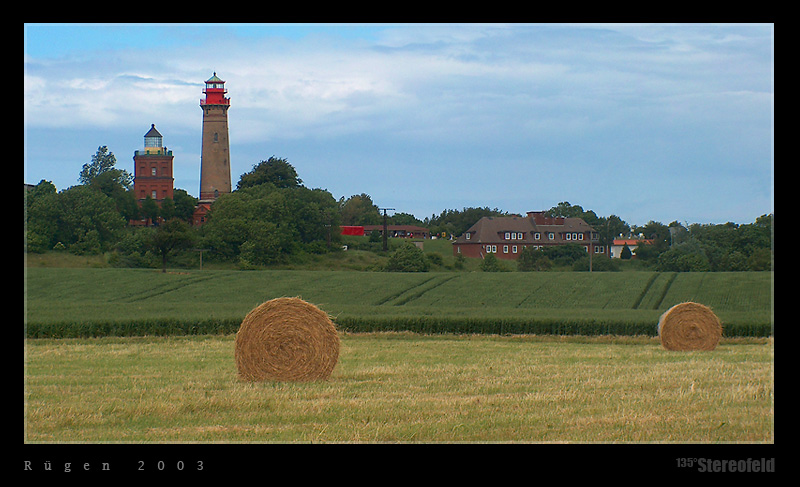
[24,23,774,227]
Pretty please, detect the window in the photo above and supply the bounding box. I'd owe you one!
[566,233,571,240]
[595,246,605,254]
[548,232,554,240]
[466,233,471,240]
[578,233,584,240]
[151,190,157,199]
[534,232,540,240]
[151,167,157,176]
[505,232,510,240]
[503,245,509,253]
[512,245,518,253]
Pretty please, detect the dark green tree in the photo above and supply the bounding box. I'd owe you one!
[55,185,126,254]
[140,195,160,226]
[480,253,509,272]
[79,146,132,187]
[148,219,196,273]
[339,193,382,226]
[172,189,199,223]
[237,156,302,190]
[25,180,60,253]
[517,246,552,271]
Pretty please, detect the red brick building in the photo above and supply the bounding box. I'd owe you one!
[133,124,174,204]
[452,211,605,260]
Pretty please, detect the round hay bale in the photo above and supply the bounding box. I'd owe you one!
[234,297,339,382]
[658,302,722,351]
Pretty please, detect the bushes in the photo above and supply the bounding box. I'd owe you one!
[386,243,429,272]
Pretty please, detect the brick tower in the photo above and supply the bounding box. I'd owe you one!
[199,72,231,202]
[133,124,174,203]
[194,73,231,225]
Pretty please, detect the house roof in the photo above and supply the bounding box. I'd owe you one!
[453,214,596,245]
[613,239,653,246]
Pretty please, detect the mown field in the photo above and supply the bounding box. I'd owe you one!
[24,268,773,338]
[25,333,773,443]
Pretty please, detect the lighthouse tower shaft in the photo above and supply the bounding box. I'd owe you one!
[199,73,231,201]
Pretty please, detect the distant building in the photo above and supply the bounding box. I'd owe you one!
[363,225,430,239]
[610,238,653,259]
[452,211,605,260]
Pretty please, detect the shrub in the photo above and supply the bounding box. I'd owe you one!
[386,243,429,272]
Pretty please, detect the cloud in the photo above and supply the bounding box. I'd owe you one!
[24,24,773,225]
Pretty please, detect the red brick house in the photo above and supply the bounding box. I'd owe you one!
[452,211,606,260]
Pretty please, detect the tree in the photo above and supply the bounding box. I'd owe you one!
[25,180,60,253]
[517,246,552,271]
[620,245,632,260]
[480,253,508,272]
[425,207,509,238]
[339,194,381,225]
[386,243,429,272]
[55,185,126,254]
[172,189,199,223]
[237,156,302,190]
[140,195,160,226]
[148,219,196,273]
[201,183,340,266]
[79,146,132,187]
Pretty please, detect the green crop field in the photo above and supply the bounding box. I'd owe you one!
[24,268,772,338]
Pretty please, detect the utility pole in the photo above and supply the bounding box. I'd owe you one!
[379,208,395,251]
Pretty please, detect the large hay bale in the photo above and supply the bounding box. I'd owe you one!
[658,302,722,351]
[234,297,340,382]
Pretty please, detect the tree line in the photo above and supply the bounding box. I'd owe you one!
[25,147,772,272]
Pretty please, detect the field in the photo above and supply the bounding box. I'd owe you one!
[25,333,773,443]
[24,269,772,337]
[24,268,773,444]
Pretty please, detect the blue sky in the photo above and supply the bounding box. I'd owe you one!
[24,23,774,227]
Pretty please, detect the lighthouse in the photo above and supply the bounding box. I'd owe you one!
[193,73,232,225]
[133,124,174,204]
[199,72,232,202]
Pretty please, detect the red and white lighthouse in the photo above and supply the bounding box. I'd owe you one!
[198,72,232,202]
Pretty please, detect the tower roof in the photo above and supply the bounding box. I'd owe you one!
[144,124,162,138]
[206,72,224,83]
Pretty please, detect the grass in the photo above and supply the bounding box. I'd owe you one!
[24,333,773,443]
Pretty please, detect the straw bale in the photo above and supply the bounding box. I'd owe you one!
[234,297,339,382]
[658,302,722,351]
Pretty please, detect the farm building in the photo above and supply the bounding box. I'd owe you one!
[610,238,653,259]
[452,211,606,260]
[362,225,430,239]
